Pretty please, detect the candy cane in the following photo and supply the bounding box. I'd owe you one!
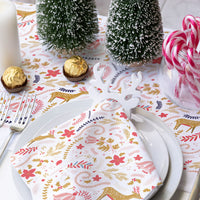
[182,15,200,49]
[162,30,187,69]
[162,15,200,105]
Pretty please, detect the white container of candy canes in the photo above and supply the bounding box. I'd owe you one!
[161,15,200,110]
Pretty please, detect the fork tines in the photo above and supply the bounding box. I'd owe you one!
[0,93,11,127]
[12,92,36,128]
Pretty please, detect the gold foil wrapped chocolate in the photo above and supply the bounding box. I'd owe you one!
[2,66,26,89]
[64,56,88,77]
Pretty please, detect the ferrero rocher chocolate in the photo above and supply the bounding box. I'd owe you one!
[63,56,89,82]
[1,66,27,93]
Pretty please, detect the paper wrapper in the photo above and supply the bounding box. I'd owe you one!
[11,99,162,200]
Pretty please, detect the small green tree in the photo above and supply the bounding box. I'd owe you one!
[106,0,163,65]
[36,0,98,53]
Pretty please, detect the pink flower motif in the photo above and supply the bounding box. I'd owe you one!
[120,112,127,119]
[110,155,125,166]
[34,35,39,40]
[159,113,168,118]
[35,86,44,91]
[93,175,102,181]
[132,132,137,137]
[62,129,75,138]
[46,69,61,77]
[134,155,143,161]
[76,144,84,149]
[21,168,36,179]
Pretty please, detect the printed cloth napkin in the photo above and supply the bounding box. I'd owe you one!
[11,98,162,200]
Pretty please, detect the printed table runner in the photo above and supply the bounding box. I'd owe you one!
[0,2,199,193]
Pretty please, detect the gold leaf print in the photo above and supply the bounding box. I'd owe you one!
[128,180,134,185]
[43,79,58,87]
[123,129,130,139]
[114,173,128,181]
[143,188,151,192]
[42,179,53,199]
[111,118,123,126]
[28,165,32,169]
[100,119,113,124]
[27,179,33,184]
[46,147,61,156]
[35,171,41,174]
[84,180,91,183]
[33,58,41,62]
[102,168,119,179]
[107,163,114,167]
[98,144,110,152]
[143,84,151,91]
[134,178,141,183]
[56,141,65,150]
[42,62,50,66]
[29,41,41,48]
[28,63,40,70]
[112,144,120,149]
[153,83,159,87]
[42,102,57,114]
[148,89,160,95]
[63,182,70,188]
[119,153,125,156]
[18,169,22,174]
[96,141,104,146]
[21,43,29,48]
[189,162,200,169]
[105,156,112,159]
[65,176,70,181]
[165,105,179,114]
[56,81,70,86]
[107,138,114,143]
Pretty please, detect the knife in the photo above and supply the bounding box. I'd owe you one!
[188,168,200,200]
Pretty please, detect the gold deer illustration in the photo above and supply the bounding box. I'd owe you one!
[17,10,36,20]
[97,187,142,200]
[174,118,200,133]
[48,88,88,104]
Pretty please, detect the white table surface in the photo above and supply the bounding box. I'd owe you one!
[1,0,200,199]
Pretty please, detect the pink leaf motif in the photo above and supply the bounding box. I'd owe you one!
[72,113,86,125]
[85,135,97,144]
[136,161,155,174]
[53,192,77,200]
[15,147,37,155]
[181,132,200,142]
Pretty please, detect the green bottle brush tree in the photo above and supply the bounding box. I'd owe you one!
[36,0,98,53]
[106,0,163,66]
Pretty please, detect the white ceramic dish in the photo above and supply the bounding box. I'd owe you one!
[133,107,183,200]
[11,99,182,200]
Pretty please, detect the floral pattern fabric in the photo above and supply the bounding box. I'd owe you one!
[11,99,162,200]
[0,2,198,194]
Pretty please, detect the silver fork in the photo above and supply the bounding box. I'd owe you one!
[0,92,36,159]
[0,93,12,127]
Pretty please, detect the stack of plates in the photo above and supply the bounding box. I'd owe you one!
[12,99,183,200]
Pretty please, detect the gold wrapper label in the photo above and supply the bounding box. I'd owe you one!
[64,56,88,77]
[2,66,26,88]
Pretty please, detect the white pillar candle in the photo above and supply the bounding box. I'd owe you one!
[0,0,21,76]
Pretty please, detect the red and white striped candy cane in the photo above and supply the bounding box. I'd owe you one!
[162,30,187,70]
[182,15,200,49]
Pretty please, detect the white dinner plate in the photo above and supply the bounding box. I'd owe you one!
[133,107,183,200]
[11,99,181,200]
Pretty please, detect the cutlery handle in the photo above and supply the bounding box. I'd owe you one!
[188,169,200,200]
[0,131,14,160]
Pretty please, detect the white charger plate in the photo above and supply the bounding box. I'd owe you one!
[11,99,182,200]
